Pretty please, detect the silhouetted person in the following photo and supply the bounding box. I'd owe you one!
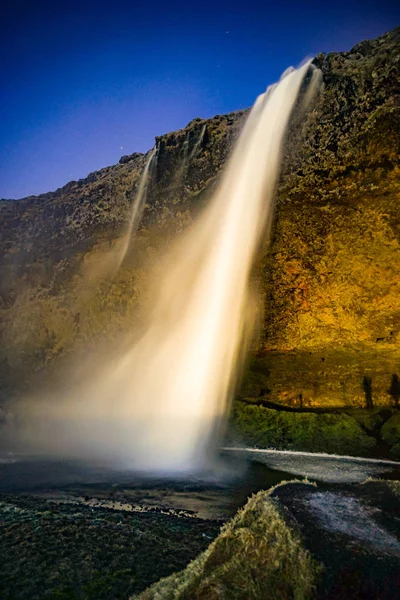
[259,387,271,397]
[388,374,400,409]
[363,376,373,410]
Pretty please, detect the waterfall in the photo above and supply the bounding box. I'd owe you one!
[116,146,157,271]
[11,62,320,472]
[188,123,206,161]
[169,124,207,193]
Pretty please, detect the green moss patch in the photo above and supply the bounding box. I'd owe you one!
[348,409,388,433]
[381,412,400,446]
[227,401,376,456]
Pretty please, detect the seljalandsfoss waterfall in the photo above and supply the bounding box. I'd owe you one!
[11,62,321,471]
[3,21,400,600]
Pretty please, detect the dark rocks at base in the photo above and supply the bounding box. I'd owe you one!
[271,481,400,599]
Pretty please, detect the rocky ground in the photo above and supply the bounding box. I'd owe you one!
[0,493,221,600]
[0,456,288,600]
[271,480,400,599]
[1,455,399,599]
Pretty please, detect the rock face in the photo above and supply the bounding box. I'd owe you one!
[256,26,400,407]
[0,27,399,408]
[267,28,400,351]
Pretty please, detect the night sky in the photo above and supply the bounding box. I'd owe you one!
[1,0,398,199]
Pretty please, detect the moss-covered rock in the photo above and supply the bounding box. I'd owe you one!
[387,480,400,495]
[381,412,400,456]
[389,443,400,458]
[349,408,388,433]
[227,401,376,456]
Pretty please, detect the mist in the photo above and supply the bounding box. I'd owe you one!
[3,63,321,472]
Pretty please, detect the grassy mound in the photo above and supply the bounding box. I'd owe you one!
[134,485,321,600]
[227,401,376,456]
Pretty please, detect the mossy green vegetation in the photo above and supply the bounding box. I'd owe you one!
[363,478,400,497]
[135,486,321,600]
[349,408,388,433]
[387,480,400,497]
[227,401,377,456]
[0,495,220,600]
[381,412,400,457]
[381,411,400,445]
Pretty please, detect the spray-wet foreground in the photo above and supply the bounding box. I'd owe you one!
[0,493,220,600]
[1,454,400,599]
[0,455,293,600]
[136,479,400,600]
[270,480,400,600]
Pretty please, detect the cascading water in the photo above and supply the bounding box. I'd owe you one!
[10,62,320,471]
[188,123,206,161]
[116,146,157,271]
[169,123,207,193]
[117,122,206,272]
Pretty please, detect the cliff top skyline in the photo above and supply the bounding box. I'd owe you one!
[1,0,398,199]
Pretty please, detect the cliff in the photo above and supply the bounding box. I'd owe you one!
[0,26,399,410]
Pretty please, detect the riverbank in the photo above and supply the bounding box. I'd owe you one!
[227,401,400,459]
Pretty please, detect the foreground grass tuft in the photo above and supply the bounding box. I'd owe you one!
[362,477,400,498]
[387,480,400,497]
[134,485,321,600]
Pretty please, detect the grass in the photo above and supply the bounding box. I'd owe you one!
[361,477,400,498]
[381,412,400,457]
[387,480,400,497]
[134,483,321,600]
[0,495,220,600]
[227,401,376,456]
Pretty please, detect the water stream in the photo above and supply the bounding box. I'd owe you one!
[116,146,157,271]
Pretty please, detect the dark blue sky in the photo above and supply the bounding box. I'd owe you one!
[1,0,398,199]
